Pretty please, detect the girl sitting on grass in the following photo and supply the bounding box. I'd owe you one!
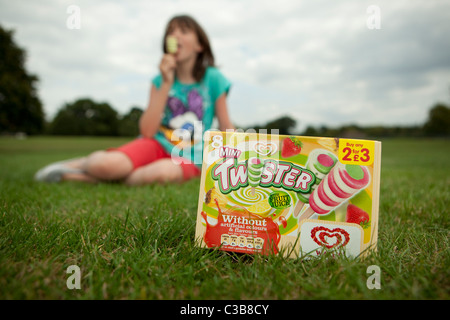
[35,15,234,185]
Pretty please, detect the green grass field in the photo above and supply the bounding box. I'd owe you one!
[0,136,449,300]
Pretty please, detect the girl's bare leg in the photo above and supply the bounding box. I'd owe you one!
[35,151,134,183]
[124,159,183,186]
[61,172,100,183]
[62,151,134,182]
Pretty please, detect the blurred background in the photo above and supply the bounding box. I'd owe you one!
[1,0,449,138]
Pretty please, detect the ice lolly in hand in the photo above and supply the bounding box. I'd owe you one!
[293,152,337,217]
[248,157,264,196]
[297,163,370,221]
[166,36,178,54]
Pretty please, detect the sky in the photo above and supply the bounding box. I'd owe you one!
[1,0,450,132]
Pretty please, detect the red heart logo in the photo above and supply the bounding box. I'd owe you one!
[311,226,350,249]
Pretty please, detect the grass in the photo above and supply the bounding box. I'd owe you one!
[0,136,449,300]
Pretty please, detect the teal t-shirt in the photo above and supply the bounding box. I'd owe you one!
[151,67,231,168]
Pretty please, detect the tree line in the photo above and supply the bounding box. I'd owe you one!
[48,100,450,138]
[48,99,143,137]
[1,24,449,139]
[248,103,450,138]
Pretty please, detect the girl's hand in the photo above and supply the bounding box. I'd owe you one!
[159,54,176,85]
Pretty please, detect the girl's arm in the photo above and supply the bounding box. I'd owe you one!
[139,54,176,138]
[139,83,170,138]
[215,93,235,131]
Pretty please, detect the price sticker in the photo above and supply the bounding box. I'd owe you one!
[338,139,375,166]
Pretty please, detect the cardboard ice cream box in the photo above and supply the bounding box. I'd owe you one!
[195,131,381,259]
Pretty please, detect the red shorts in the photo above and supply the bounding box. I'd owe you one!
[111,138,201,181]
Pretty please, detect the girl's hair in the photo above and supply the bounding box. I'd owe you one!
[163,15,215,82]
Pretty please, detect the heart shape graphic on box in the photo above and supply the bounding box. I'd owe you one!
[254,142,277,156]
[311,226,350,249]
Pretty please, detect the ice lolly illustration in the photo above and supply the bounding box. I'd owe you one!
[293,152,337,218]
[248,157,264,196]
[296,162,370,221]
[205,186,229,208]
[166,36,178,54]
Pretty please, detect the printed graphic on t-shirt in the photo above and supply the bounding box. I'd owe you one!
[159,89,204,149]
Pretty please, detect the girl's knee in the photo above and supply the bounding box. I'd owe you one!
[125,161,183,185]
[85,151,133,180]
[124,169,142,186]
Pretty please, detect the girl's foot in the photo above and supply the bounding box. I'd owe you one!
[34,158,86,183]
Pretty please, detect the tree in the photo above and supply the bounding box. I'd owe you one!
[423,103,450,137]
[248,115,297,135]
[265,116,297,135]
[118,106,143,137]
[303,125,318,136]
[50,98,119,136]
[0,25,45,134]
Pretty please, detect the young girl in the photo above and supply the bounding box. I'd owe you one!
[35,15,234,185]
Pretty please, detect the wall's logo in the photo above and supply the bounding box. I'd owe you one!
[253,142,278,156]
[310,226,350,249]
[299,221,363,258]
